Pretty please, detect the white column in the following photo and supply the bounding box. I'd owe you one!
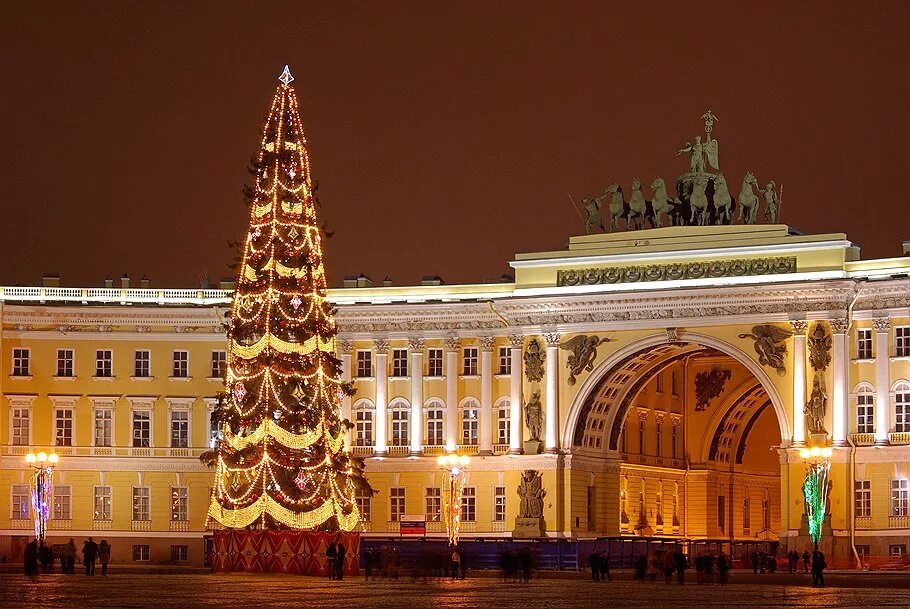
[479,336,495,455]
[409,338,425,456]
[339,340,354,449]
[544,332,560,453]
[790,320,808,446]
[874,317,891,445]
[445,337,460,452]
[509,335,523,454]
[831,319,848,446]
[374,339,389,455]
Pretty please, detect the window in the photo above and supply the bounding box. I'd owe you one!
[172,350,189,378]
[391,348,408,377]
[132,545,150,562]
[95,350,113,377]
[671,370,680,396]
[211,351,227,378]
[356,489,372,523]
[673,485,680,527]
[425,403,444,446]
[390,406,409,447]
[390,487,405,522]
[671,423,679,459]
[94,408,113,447]
[497,347,511,375]
[427,348,444,377]
[497,400,510,445]
[94,486,112,521]
[855,480,871,518]
[425,487,441,521]
[856,545,870,562]
[655,420,663,457]
[53,486,71,520]
[56,349,74,377]
[461,487,476,522]
[857,328,873,359]
[895,382,910,433]
[12,348,30,376]
[890,545,907,557]
[12,484,30,519]
[11,407,30,446]
[355,350,373,378]
[171,545,189,562]
[655,373,664,393]
[717,495,726,533]
[655,492,663,526]
[892,479,909,517]
[742,497,751,533]
[55,408,73,446]
[134,350,150,378]
[354,408,373,447]
[132,487,150,521]
[857,386,874,434]
[171,410,189,448]
[461,404,478,446]
[638,418,646,455]
[761,493,770,530]
[171,487,188,521]
[132,410,151,447]
[462,348,478,376]
[897,327,910,358]
[494,486,506,522]
[209,411,222,448]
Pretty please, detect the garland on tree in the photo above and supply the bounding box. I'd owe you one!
[204,66,369,531]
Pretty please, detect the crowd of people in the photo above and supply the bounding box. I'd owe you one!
[362,545,470,581]
[22,537,111,576]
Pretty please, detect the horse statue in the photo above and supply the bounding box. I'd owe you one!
[650,177,674,227]
[712,172,735,225]
[606,183,629,231]
[628,179,649,230]
[689,175,710,225]
[737,171,760,224]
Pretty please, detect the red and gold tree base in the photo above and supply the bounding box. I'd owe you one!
[211,529,360,576]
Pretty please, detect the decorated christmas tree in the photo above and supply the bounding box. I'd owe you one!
[206,66,368,531]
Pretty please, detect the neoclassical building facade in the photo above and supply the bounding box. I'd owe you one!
[2,224,909,566]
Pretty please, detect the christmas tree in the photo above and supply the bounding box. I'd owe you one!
[206,66,367,531]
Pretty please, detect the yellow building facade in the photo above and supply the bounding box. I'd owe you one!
[2,224,910,566]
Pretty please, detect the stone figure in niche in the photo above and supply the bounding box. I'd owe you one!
[518,470,546,519]
[738,324,793,376]
[559,335,613,386]
[523,338,545,383]
[804,377,828,435]
[694,368,732,411]
[524,390,543,443]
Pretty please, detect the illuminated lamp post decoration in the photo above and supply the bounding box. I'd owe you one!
[437,454,470,546]
[24,452,59,542]
[799,445,833,550]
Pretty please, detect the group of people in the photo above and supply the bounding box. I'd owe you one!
[324,542,347,580]
[750,549,778,573]
[498,547,535,582]
[23,537,111,576]
[586,550,613,581]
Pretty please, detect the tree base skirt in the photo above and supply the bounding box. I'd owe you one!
[211,529,360,576]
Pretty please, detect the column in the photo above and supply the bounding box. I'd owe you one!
[374,339,389,455]
[339,340,354,449]
[790,320,808,446]
[479,336,495,455]
[409,338,425,456]
[544,332,560,453]
[830,319,848,446]
[509,334,523,454]
[874,317,891,445]
[445,336,460,452]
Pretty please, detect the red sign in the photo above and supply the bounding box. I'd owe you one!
[399,515,426,535]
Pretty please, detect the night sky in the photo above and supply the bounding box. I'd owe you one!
[2,2,908,288]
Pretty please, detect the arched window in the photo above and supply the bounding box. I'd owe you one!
[855,384,875,435]
[352,399,374,447]
[894,381,910,433]
[424,399,445,446]
[389,398,410,447]
[460,398,479,446]
[495,397,510,445]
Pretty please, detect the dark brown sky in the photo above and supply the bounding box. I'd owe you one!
[2,2,908,288]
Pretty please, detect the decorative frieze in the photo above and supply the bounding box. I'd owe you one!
[555,256,797,287]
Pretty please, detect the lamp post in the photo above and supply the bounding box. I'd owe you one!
[798,445,833,551]
[436,453,470,547]
[24,451,59,543]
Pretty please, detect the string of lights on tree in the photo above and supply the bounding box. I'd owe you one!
[205,66,370,531]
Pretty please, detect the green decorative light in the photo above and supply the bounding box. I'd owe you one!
[800,446,833,547]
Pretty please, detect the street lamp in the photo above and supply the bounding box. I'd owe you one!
[798,445,833,551]
[24,451,59,542]
[436,453,470,547]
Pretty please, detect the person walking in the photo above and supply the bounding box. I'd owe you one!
[24,539,39,576]
[811,550,827,587]
[599,552,612,582]
[336,543,346,581]
[588,550,601,581]
[98,540,111,576]
[662,550,674,584]
[674,550,687,585]
[82,537,98,576]
[39,542,54,573]
[801,549,811,573]
[717,552,730,585]
[325,542,337,580]
[449,547,461,579]
[61,539,76,574]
